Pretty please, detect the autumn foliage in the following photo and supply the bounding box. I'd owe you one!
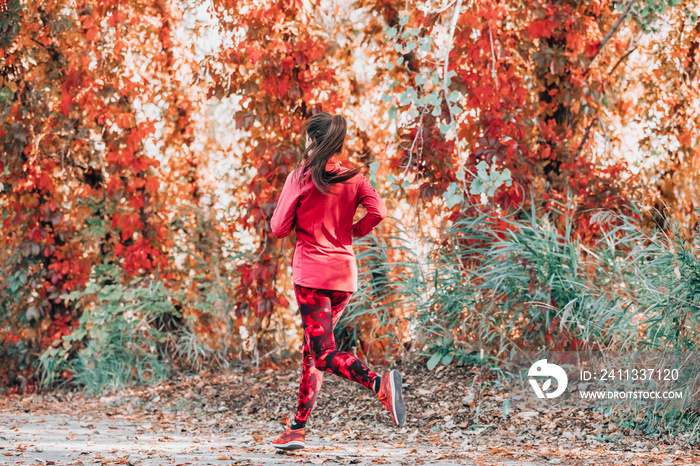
[1,0,700,394]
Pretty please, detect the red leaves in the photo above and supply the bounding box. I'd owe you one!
[112,238,168,276]
[60,92,72,118]
[126,177,147,193]
[60,71,82,117]
[526,19,554,40]
[112,212,142,242]
[47,253,88,292]
[27,226,42,242]
[584,41,600,58]
[261,74,291,98]
[46,315,73,343]
[123,239,154,274]
[495,183,524,210]
[128,194,145,210]
[145,176,160,194]
[106,177,123,196]
[281,56,295,73]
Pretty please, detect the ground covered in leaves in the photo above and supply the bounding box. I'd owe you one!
[1,362,698,465]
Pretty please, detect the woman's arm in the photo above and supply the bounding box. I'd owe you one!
[352,175,387,238]
[270,171,300,238]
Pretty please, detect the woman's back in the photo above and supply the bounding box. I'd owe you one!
[271,157,386,292]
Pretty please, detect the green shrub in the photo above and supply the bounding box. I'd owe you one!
[39,263,195,395]
[346,195,700,439]
[362,197,700,361]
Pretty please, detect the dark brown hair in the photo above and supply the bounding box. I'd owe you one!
[293,112,364,195]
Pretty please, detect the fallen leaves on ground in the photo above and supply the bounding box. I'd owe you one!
[0,362,698,465]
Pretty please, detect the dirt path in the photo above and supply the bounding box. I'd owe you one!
[1,364,697,465]
[0,411,483,466]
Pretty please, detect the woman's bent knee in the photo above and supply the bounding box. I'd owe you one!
[312,349,335,371]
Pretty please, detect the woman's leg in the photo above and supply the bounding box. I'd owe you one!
[295,284,378,390]
[294,287,357,425]
[329,289,352,330]
[294,333,323,425]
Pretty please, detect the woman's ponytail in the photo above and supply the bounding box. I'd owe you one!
[294,112,364,195]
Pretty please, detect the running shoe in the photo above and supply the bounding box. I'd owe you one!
[377,369,406,427]
[272,415,305,450]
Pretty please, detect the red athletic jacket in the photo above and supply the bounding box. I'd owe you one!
[270,156,387,292]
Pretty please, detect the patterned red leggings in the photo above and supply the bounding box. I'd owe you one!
[293,284,379,425]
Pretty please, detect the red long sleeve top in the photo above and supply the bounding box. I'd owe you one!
[270,156,387,292]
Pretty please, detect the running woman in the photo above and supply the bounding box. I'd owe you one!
[269,112,406,451]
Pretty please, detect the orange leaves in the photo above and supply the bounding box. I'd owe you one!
[145,176,160,194]
[200,2,351,322]
[35,171,54,193]
[4,0,691,386]
[115,112,135,129]
[540,145,552,160]
[566,31,584,52]
[269,41,292,54]
[297,68,313,82]
[305,42,327,63]
[245,47,265,64]
[126,177,147,193]
[79,13,101,43]
[276,294,289,308]
[105,9,128,28]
